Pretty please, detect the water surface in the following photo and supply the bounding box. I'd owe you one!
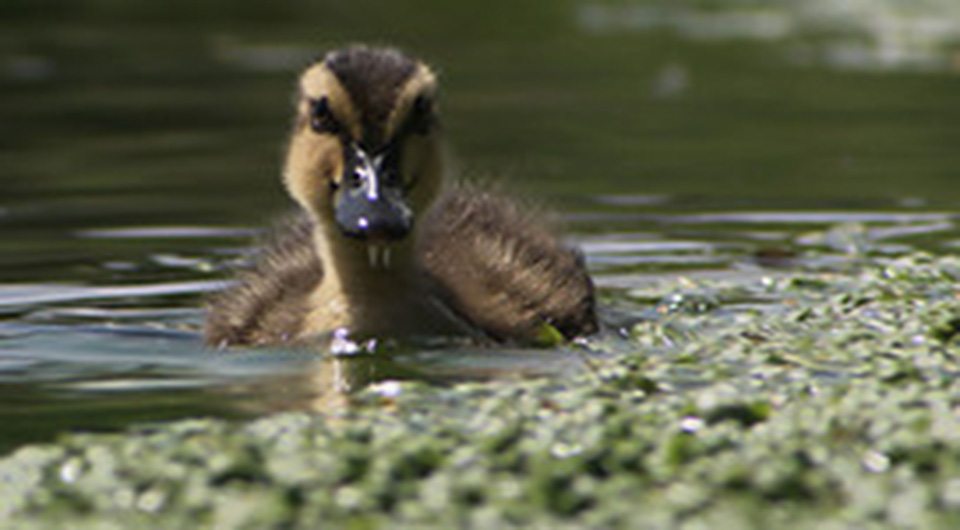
[1,1,959,452]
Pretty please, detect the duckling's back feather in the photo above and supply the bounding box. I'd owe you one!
[418,187,597,342]
[204,214,321,347]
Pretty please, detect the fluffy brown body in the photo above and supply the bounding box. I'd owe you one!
[204,46,596,347]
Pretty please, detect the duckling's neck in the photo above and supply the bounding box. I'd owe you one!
[304,225,458,338]
[313,226,419,297]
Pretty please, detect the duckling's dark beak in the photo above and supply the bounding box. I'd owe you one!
[334,143,413,243]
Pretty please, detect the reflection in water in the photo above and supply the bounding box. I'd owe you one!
[222,349,579,417]
[199,336,598,416]
[228,341,602,418]
[0,316,597,449]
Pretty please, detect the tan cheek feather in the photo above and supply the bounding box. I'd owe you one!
[401,135,444,212]
[283,132,343,217]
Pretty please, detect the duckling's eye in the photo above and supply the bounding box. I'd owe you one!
[309,97,341,135]
[408,95,434,135]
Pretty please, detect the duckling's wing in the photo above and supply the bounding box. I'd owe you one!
[204,213,321,347]
[418,188,597,343]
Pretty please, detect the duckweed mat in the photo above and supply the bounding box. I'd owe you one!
[3,254,960,529]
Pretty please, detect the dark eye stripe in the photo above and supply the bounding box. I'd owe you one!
[309,96,342,135]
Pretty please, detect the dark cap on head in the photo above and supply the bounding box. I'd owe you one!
[323,46,420,149]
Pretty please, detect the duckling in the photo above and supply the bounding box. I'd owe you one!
[205,46,597,348]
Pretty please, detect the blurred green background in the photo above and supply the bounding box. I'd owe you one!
[2,0,958,232]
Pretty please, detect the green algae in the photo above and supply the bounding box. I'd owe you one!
[3,254,960,529]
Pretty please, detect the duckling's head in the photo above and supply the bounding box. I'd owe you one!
[283,46,443,263]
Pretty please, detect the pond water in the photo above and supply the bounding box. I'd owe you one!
[1,1,959,452]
